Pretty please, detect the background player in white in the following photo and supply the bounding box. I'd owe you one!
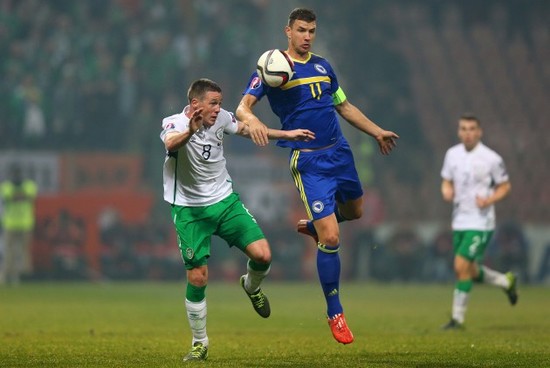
[440,114,517,330]
[161,78,314,361]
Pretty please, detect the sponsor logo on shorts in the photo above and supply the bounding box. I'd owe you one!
[312,200,324,213]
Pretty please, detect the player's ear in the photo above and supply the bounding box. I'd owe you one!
[284,26,291,39]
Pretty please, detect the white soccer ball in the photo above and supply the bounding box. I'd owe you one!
[256,49,295,88]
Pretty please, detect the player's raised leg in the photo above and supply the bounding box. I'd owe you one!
[297,198,363,244]
[297,218,319,242]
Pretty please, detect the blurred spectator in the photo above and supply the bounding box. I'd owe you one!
[51,64,83,148]
[135,213,183,280]
[347,228,376,280]
[264,222,305,281]
[117,54,139,126]
[370,227,425,282]
[19,75,46,144]
[389,227,426,282]
[42,209,88,280]
[81,42,118,150]
[10,74,46,145]
[0,164,38,285]
[369,241,394,282]
[487,220,530,283]
[99,208,144,280]
[536,243,550,284]
[423,229,454,283]
[341,192,386,280]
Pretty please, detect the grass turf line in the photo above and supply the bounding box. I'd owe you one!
[1,282,549,367]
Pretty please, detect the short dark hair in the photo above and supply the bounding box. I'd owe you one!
[187,78,222,103]
[288,8,316,27]
[459,113,481,126]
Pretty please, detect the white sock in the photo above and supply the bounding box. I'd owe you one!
[452,289,469,324]
[481,265,509,288]
[244,263,270,293]
[185,299,208,347]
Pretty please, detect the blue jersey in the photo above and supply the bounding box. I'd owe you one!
[243,52,345,149]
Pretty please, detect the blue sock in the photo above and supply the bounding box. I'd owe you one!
[316,244,342,318]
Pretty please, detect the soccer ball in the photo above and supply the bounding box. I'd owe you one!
[256,49,295,88]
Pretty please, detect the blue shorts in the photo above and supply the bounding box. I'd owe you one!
[289,138,364,220]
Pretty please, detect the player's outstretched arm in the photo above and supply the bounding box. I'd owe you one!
[237,122,315,142]
[236,94,269,146]
[267,128,315,142]
[335,100,399,155]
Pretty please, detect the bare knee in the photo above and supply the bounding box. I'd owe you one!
[246,240,272,264]
[314,216,341,245]
[254,252,271,265]
[320,230,340,246]
[187,266,208,287]
[453,256,473,280]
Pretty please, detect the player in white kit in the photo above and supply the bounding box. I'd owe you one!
[160,78,314,361]
[440,114,517,330]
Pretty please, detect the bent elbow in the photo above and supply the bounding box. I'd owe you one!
[164,139,178,153]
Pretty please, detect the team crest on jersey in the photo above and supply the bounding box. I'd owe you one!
[314,64,327,74]
[216,127,224,141]
[312,200,324,213]
[185,248,194,259]
[164,122,175,130]
[250,76,262,89]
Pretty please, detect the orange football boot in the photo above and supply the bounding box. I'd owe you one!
[328,313,354,344]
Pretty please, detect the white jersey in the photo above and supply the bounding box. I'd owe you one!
[160,106,239,206]
[441,142,509,231]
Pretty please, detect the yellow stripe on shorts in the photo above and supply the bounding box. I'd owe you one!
[290,150,312,220]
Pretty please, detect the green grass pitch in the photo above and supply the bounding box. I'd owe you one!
[1,282,549,367]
